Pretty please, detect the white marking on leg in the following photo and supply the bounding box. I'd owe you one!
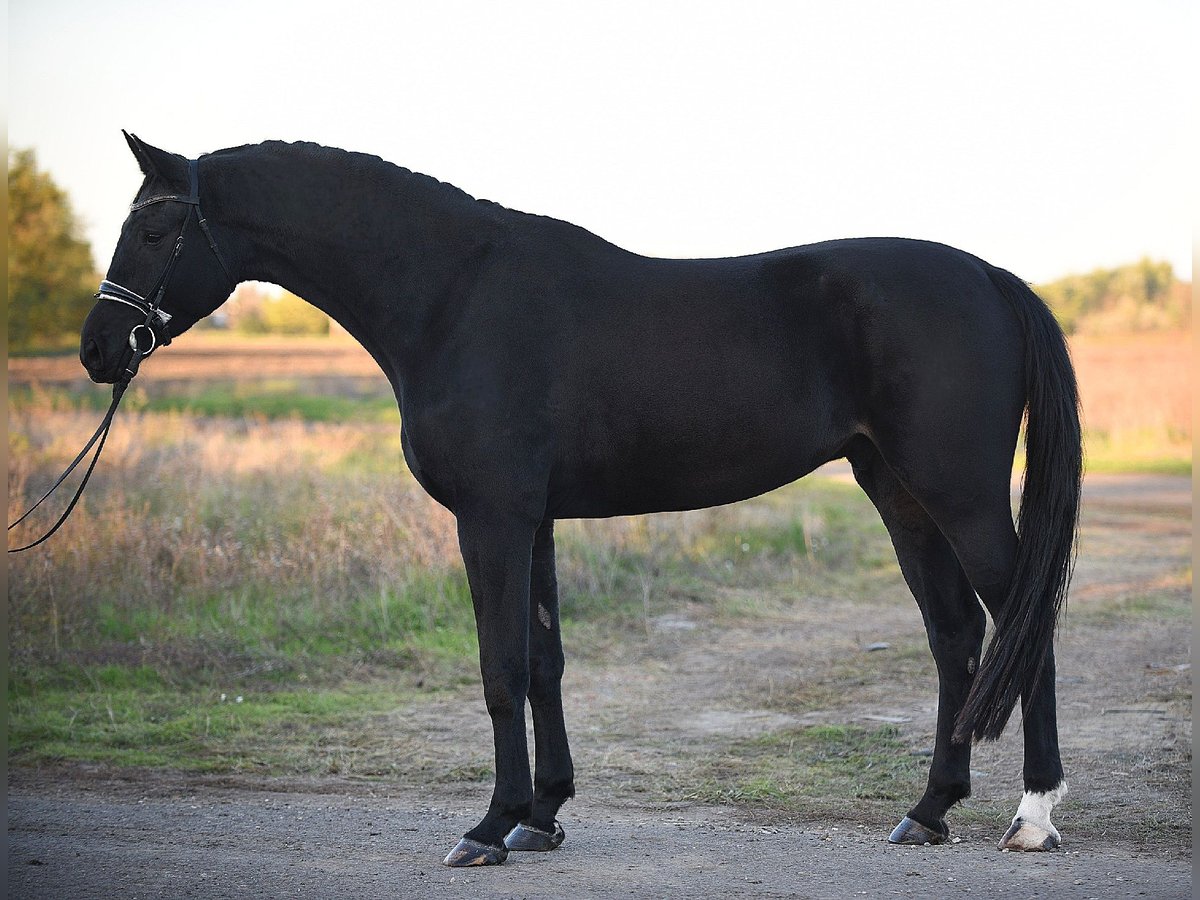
[1000,781,1066,850]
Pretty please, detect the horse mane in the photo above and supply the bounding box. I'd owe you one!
[209,140,506,216]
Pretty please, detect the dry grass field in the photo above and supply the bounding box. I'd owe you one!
[1068,330,1192,471]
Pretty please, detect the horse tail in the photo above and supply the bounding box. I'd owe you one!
[954,265,1082,743]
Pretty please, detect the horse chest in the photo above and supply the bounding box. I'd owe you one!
[400,424,458,511]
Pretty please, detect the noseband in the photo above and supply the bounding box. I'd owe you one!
[95,156,235,379]
[9,157,234,553]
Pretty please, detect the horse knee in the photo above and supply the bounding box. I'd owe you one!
[481,671,529,721]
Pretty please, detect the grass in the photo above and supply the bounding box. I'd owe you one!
[8,381,399,424]
[1082,434,1192,476]
[9,675,428,775]
[8,395,902,773]
[1069,586,1193,626]
[678,724,927,821]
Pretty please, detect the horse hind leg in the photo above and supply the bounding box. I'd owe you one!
[998,648,1066,850]
[871,439,1067,851]
[847,438,986,844]
[504,518,574,852]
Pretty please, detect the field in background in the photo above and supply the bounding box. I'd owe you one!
[1069,331,1192,473]
[10,329,1192,473]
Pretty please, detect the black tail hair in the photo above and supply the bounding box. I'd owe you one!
[953,266,1082,743]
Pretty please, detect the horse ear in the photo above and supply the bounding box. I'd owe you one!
[123,130,154,175]
[122,131,188,188]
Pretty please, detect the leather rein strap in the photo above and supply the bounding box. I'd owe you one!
[8,157,231,553]
[7,384,128,553]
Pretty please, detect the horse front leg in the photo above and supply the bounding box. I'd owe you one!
[504,517,574,852]
[443,508,538,867]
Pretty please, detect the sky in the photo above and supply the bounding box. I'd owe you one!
[9,0,1194,284]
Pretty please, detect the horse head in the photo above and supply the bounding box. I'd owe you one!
[80,132,236,383]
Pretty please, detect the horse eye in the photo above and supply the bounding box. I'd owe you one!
[144,231,165,246]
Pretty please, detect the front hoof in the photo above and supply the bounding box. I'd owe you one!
[504,821,565,851]
[999,819,1060,851]
[888,815,949,846]
[443,837,509,866]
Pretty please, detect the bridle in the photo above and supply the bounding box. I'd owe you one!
[96,156,236,379]
[8,156,234,553]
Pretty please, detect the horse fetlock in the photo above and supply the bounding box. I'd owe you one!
[533,775,575,801]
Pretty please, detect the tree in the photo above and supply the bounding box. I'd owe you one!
[8,149,97,351]
[1036,258,1188,335]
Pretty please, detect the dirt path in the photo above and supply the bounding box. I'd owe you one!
[9,472,1192,898]
[8,783,1188,899]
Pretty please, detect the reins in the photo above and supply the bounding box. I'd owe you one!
[7,383,130,553]
[8,157,231,553]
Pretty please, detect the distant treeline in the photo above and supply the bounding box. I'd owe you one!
[1035,258,1191,335]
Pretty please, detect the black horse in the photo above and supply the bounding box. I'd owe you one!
[80,134,1080,865]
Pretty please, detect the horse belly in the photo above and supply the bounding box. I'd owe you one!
[549,380,844,518]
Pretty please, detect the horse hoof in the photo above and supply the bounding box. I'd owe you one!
[504,821,565,851]
[888,816,949,845]
[442,837,509,866]
[998,819,1060,851]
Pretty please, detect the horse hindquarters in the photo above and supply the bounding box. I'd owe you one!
[853,264,1079,848]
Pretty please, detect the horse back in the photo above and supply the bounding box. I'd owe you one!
[404,225,1026,520]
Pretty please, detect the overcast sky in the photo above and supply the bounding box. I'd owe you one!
[9,0,1194,284]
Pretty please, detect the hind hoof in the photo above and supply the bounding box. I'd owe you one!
[999,819,1060,851]
[504,821,565,851]
[443,837,509,866]
[889,816,949,845]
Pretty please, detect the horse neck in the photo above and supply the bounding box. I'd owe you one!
[209,143,504,378]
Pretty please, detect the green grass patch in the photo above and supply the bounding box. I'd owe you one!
[144,389,397,423]
[27,571,483,681]
[1083,428,1192,476]
[1082,455,1191,476]
[678,724,926,820]
[8,676,428,775]
[1071,587,1192,626]
[10,382,398,423]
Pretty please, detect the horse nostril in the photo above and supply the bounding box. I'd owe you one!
[81,338,105,372]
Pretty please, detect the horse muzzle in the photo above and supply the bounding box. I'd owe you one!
[80,337,108,382]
